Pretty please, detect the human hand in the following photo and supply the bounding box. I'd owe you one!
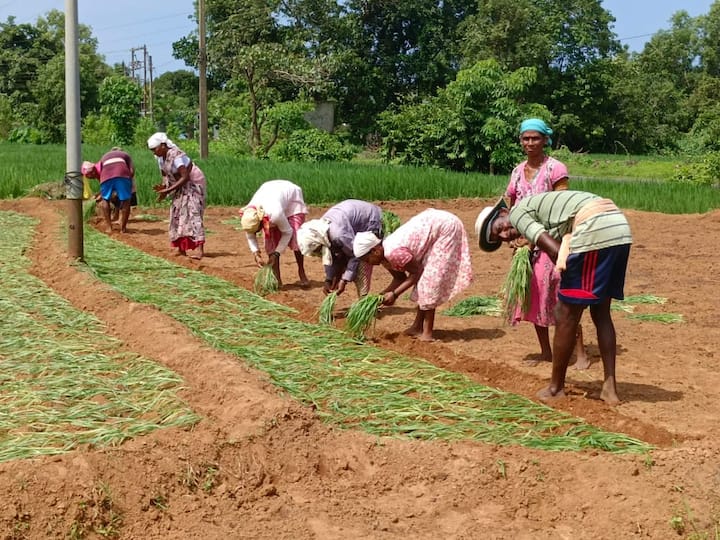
[509,236,530,250]
[336,279,348,296]
[381,290,397,306]
[268,251,280,266]
[253,251,265,268]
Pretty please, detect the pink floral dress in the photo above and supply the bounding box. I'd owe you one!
[505,156,568,327]
[383,208,473,310]
[159,147,207,251]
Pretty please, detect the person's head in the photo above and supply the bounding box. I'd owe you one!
[239,205,265,234]
[147,132,173,157]
[81,161,100,179]
[475,198,520,252]
[519,118,553,156]
[296,220,333,264]
[353,231,384,265]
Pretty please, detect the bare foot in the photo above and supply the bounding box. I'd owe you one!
[573,355,591,370]
[600,381,620,405]
[523,355,552,367]
[537,386,566,401]
[177,250,187,257]
[416,334,436,342]
[190,254,203,260]
[299,279,310,288]
[404,326,422,337]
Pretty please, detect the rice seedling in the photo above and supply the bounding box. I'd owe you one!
[253,264,279,296]
[621,294,668,305]
[381,210,401,235]
[611,302,635,313]
[345,294,384,340]
[443,296,502,317]
[499,246,533,322]
[77,225,653,453]
[627,313,684,324]
[318,291,338,325]
[0,211,200,464]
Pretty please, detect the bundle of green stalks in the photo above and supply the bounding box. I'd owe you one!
[253,264,279,296]
[318,291,338,325]
[499,246,533,322]
[345,294,384,340]
[443,296,502,317]
[381,210,401,235]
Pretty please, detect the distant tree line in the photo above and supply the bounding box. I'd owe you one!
[3,1,720,174]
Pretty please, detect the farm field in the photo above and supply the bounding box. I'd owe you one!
[1,195,719,539]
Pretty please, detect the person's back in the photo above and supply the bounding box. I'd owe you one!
[99,150,133,183]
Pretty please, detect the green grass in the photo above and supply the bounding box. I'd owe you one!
[2,141,719,214]
[76,223,652,453]
[0,211,200,463]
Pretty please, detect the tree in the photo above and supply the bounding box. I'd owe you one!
[379,59,548,173]
[99,76,142,146]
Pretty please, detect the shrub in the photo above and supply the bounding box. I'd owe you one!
[271,129,356,162]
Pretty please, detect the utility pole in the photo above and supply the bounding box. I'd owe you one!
[65,0,83,260]
[148,55,154,120]
[198,0,209,158]
[131,46,149,116]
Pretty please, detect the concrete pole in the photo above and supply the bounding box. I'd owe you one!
[65,0,83,260]
[198,0,209,158]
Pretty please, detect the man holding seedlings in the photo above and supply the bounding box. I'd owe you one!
[475,190,632,404]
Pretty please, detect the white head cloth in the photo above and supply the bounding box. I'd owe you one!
[147,132,177,149]
[353,231,381,258]
[296,219,332,265]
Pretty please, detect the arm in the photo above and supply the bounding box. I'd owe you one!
[273,214,293,254]
[535,232,561,262]
[380,259,421,306]
[156,163,191,194]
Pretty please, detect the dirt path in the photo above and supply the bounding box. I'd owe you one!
[1,197,719,539]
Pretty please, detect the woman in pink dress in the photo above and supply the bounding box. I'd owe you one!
[353,208,473,341]
[505,118,587,367]
[148,132,207,259]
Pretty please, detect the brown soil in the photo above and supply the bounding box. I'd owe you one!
[1,196,719,539]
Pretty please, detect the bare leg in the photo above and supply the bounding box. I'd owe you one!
[572,323,590,370]
[294,250,309,286]
[525,325,552,366]
[272,254,283,287]
[190,244,204,260]
[537,301,584,401]
[405,308,424,337]
[119,200,131,233]
[590,299,620,405]
[99,199,113,232]
[417,308,436,341]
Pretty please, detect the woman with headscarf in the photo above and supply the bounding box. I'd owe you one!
[239,179,309,287]
[504,118,587,367]
[296,199,404,297]
[353,208,473,342]
[147,132,207,259]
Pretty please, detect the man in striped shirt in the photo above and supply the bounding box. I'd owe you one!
[475,190,632,405]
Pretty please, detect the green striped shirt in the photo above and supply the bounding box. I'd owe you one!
[508,191,632,254]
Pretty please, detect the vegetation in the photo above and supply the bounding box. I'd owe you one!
[78,225,651,452]
[6,3,720,180]
[2,142,719,214]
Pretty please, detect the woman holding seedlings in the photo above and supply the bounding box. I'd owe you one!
[148,132,208,260]
[239,179,309,287]
[353,208,473,341]
[504,118,587,368]
[296,200,405,298]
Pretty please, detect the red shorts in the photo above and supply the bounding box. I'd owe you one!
[263,213,305,253]
[558,244,631,305]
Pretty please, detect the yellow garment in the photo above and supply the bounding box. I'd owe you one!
[82,178,93,200]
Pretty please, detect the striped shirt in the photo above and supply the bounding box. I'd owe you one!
[508,191,632,254]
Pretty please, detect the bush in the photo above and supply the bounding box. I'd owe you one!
[271,129,356,162]
[7,126,46,144]
[670,151,720,186]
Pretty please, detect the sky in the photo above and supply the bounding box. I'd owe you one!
[0,0,716,77]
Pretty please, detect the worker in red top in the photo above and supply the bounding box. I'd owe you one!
[82,147,135,233]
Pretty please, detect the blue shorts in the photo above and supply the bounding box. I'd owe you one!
[100,177,132,202]
[558,244,631,305]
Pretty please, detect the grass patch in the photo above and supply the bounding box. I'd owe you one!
[0,211,200,463]
[627,313,684,324]
[79,226,652,453]
[443,296,502,317]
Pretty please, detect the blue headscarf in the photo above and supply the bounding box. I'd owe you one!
[519,118,553,146]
